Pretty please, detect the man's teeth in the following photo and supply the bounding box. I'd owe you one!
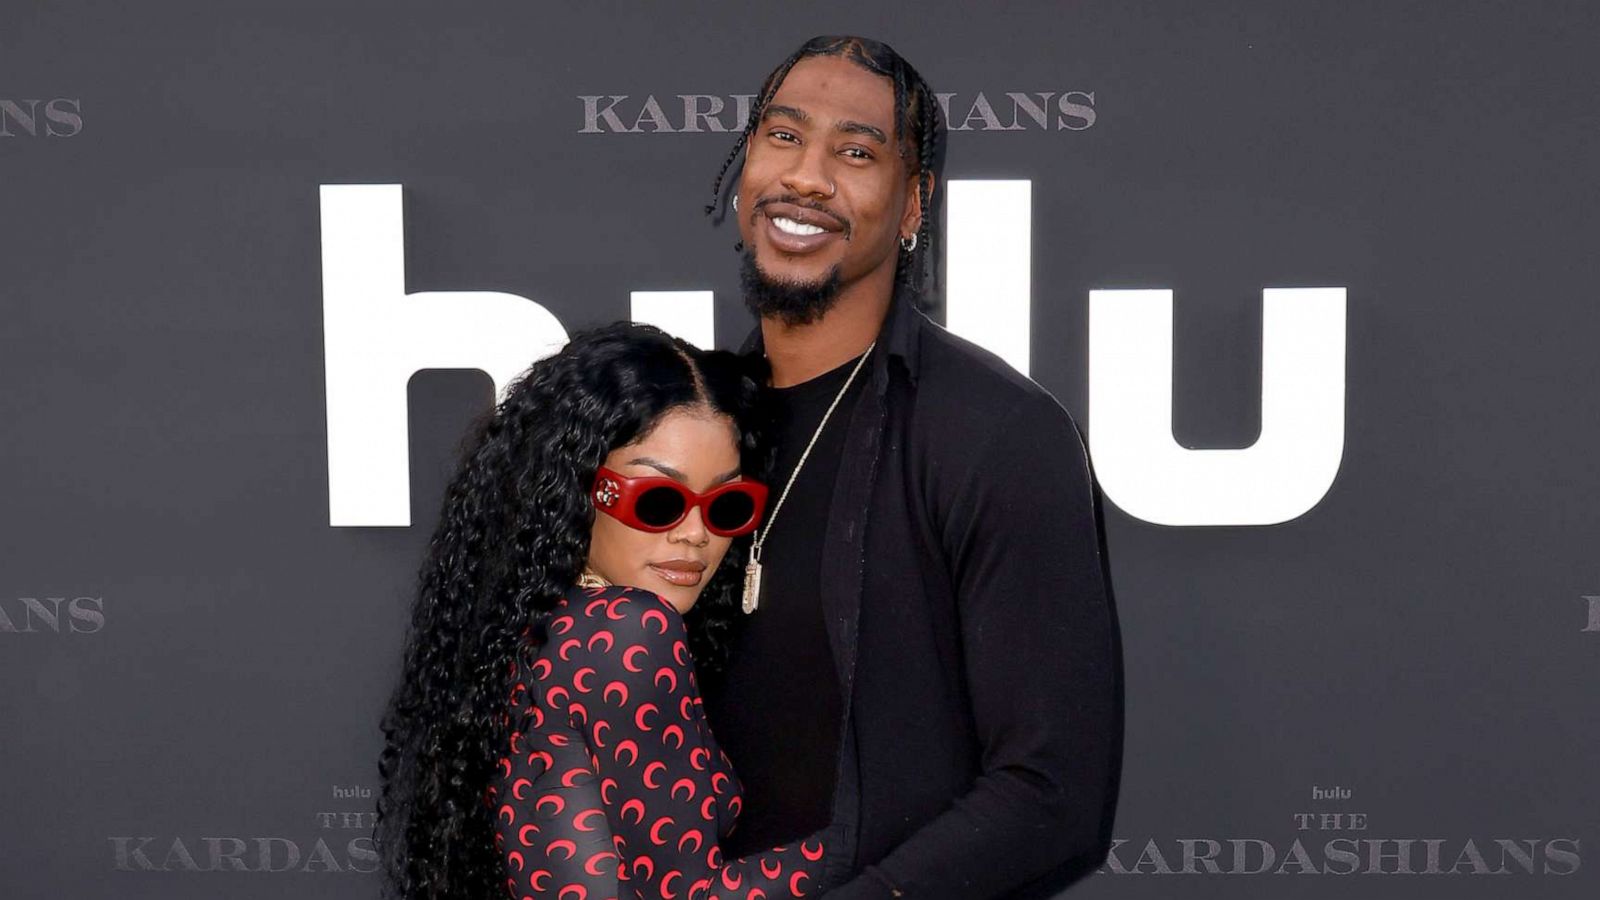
[772,216,827,236]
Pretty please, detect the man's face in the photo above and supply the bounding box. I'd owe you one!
[736,54,922,311]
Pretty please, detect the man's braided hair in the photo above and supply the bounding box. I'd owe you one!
[704,35,947,303]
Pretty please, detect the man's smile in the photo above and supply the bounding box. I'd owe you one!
[754,199,848,255]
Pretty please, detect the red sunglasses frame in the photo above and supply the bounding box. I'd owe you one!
[591,466,769,537]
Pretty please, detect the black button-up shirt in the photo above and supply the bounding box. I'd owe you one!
[703,290,1121,899]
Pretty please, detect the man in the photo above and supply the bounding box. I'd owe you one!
[698,36,1121,899]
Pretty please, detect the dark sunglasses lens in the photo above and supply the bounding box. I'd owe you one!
[634,486,687,527]
[707,490,757,532]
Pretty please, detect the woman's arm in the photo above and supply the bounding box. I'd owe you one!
[556,585,840,899]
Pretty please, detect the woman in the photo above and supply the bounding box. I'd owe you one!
[375,322,841,900]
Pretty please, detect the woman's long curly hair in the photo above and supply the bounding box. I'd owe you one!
[373,321,767,900]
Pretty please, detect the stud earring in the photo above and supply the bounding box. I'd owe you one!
[900,233,918,252]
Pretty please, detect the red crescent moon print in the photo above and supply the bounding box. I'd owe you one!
[557,883,586,900]
[582,850,616,877]
[547,732,571,747]
[559,766,588,788]
[549,615,574,635]
[606,596,631,620]
[529,869,551,891]
[547,838,577,860]
[648,816,676,845]
[670,777,696,801]
[593,719,610,748]
[572,666,595,692]
[614,739,639,766]
[761,858,783,879]
[709,771,728,793]
[801,840,824,861]
[511,777,532,800]
[662,723,685,749]
[603,680,629,706]
[600,777,617,803]
[642,760,667,789]
[532,658,553,680]
[557,638,582,661]
[654,666,678,691]
[749,889,767,900]
[583,597,609,618]
[631,854,654,881]
[679,695,695,721]
[544,685,569,708]
[573,808,605,832]
[721,865,744,890]
[621,798,646,825]
[641,608,669,634]
[507,849,524,871]
[499,758,512,779]
[689,747,709,770]
[661,870,681,898]
[635,702,658,731]
[622,645,649,672]
[566,701,587,724]
[535,793,565,816]
[518,823,539,846]
[678,829,704,854]
[789,871,810,896]
[497,804,515,825]
[586,630,613,653]
[529,749,554,770]
[699,796,717,820]
[672,639,690,665]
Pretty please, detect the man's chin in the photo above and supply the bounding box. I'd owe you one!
[740,248,843,327]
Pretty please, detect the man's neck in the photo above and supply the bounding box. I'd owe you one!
[761,284,893,389]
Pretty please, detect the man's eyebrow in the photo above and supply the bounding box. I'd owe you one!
[762,104,810,124]
[837,120,888,144]
[626,457,742,485]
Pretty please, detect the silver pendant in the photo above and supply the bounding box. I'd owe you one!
[741,558,763,614]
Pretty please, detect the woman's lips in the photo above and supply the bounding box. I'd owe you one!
[648,560,706,588]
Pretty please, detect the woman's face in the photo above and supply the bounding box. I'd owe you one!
[585,405,745,615]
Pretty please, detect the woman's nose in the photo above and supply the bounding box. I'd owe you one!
[668,505,710,547]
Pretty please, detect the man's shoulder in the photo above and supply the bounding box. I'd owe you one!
[906,310,1078,433]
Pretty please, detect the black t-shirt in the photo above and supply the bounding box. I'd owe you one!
[701,351,868,856]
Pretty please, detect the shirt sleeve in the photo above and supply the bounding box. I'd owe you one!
[560,586,842,900]
[827,393,1120,899]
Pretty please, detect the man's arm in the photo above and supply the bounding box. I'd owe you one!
[828,392,1120,899]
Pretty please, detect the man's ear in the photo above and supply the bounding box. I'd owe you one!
[901,170,936,237]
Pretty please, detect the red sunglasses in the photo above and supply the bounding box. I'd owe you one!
[591,466,768,537]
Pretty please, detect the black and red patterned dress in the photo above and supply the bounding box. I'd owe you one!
[487,584,837,900]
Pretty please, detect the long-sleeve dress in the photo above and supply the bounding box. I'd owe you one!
[487,583,838,900]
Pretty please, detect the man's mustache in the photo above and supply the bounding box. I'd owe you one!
[751,195,852,237]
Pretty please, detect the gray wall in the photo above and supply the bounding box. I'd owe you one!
[2,1,1596,897]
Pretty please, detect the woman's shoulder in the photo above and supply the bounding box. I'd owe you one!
[550,583,687,649]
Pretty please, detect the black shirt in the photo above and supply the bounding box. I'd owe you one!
[702,352,867,856]
[703,292,1120,900]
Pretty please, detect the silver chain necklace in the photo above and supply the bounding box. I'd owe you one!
[742,341,877,614]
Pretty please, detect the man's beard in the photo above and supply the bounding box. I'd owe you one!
[739,247,843,327]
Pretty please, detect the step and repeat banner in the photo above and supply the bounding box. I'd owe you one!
[3,1,1596,898]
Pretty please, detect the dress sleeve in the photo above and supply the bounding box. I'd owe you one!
[559,586,840,900]
[490,628,621,900]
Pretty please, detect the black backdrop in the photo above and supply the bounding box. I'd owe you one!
[3,1,1597,898]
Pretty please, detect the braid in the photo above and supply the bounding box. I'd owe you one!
[703,47,808,218]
